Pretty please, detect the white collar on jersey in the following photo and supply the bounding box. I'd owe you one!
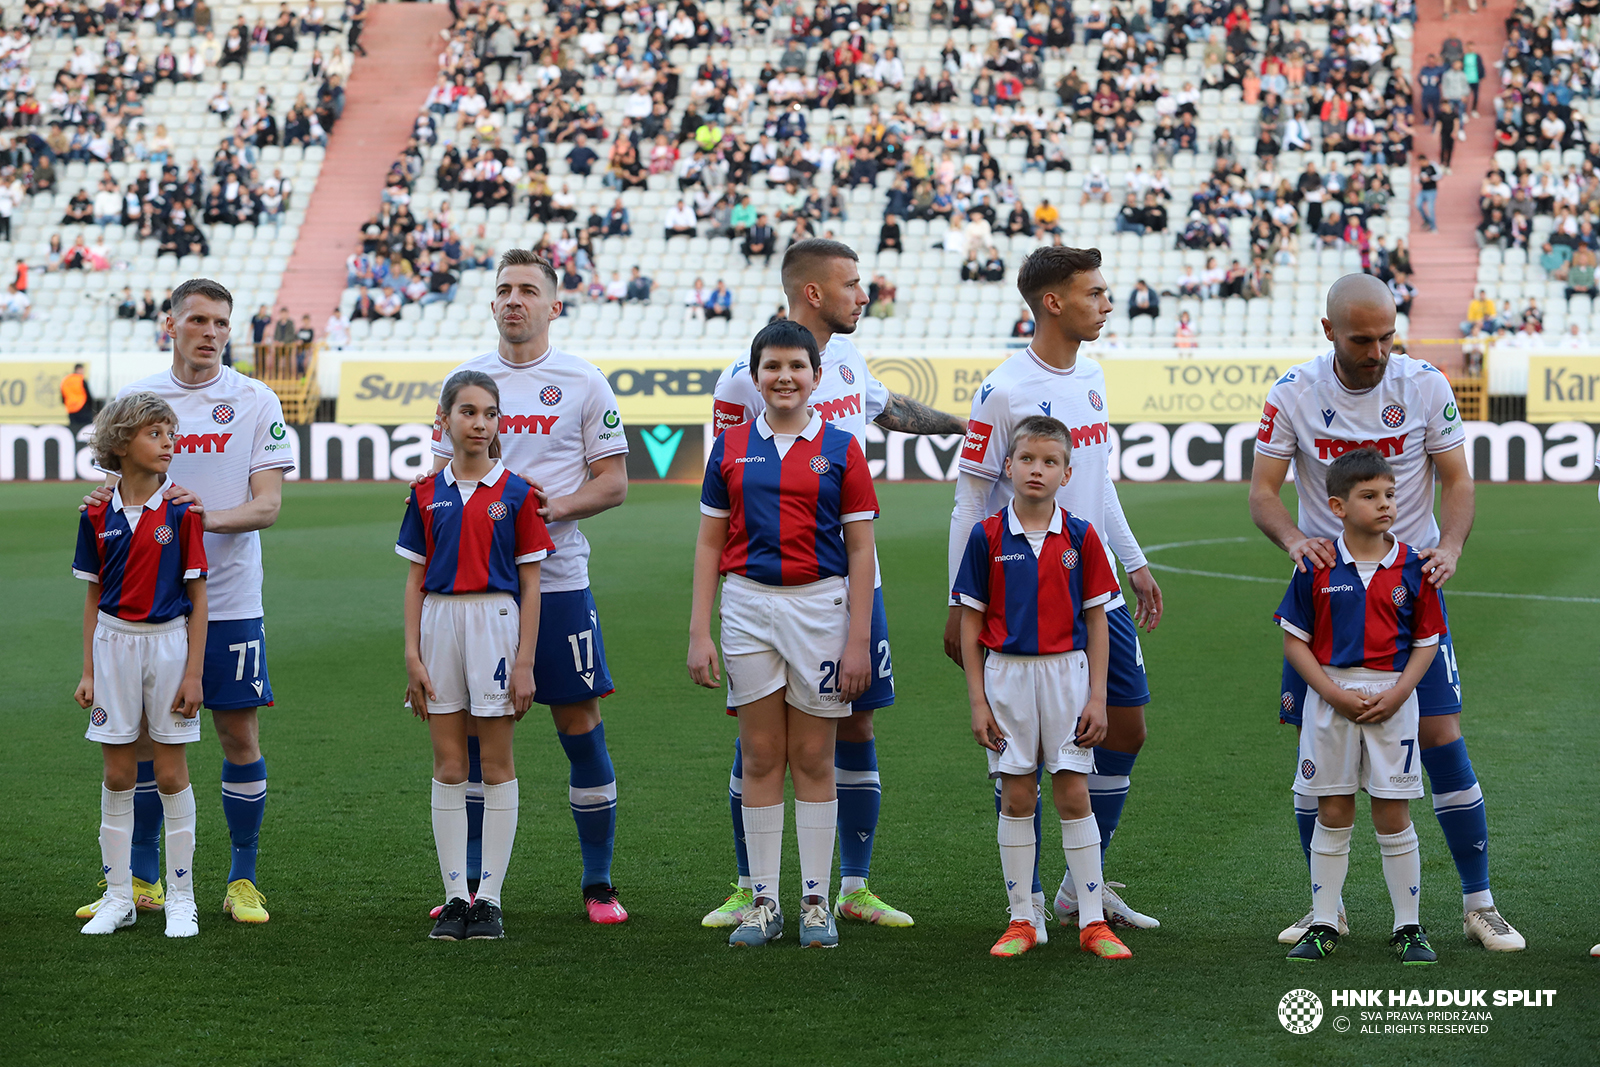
[1006,501,1063,536]
[1024,346,1078,376]
[755,411,822,440]
[1335,532,1399,569]
[497,344,554,370]
[168,367,226,391]
[442,460,506,487]
[110,474,169,515]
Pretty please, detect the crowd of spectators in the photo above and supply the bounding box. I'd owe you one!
[0,0,353,298]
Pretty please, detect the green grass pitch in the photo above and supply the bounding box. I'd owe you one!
[3,480,1597,1067]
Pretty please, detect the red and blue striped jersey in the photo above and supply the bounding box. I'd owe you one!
[396,462,554,597]
[952,505,1121,655]
[1274,536,1446,671]
[700,413,878,586]
[73,488,207,623]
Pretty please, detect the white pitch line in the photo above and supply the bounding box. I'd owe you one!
[1144,538,1600,604]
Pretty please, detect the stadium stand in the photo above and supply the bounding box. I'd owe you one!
[0,0,344,358]
[1466,0,1600,352]
[323,0,1417,355]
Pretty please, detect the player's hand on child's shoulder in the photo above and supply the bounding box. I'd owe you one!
[1289,535,1338,573]
[1075,698,1108,749]
[971,701,1005,751]
[1416,545,1459,587]
[687,634,722,689]
[79,484,113,512]
[160,482,200,510]
[173,675,203,718]
[73,675,93,709]
[836,646,871,704]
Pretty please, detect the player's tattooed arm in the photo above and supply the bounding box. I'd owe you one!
[874,392,965,435]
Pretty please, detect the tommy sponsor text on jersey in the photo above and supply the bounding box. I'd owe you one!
[116,367,294,621]
[1255,352,1463,550]
[431,347,629,593]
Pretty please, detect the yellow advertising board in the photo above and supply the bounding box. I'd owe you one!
[0,362,74,424]
[336,356,1295,425]
[1526,355,1600,422]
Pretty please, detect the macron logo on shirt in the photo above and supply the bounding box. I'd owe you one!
[426,500,454,510]
[1320,584,1356,593]
[994,552,1027,562]
[734,455,765,464]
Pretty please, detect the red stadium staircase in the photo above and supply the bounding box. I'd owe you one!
[1405,9,1507,369]
[274,2,451,330]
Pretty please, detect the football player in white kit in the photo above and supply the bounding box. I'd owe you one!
[1250,273,1526,952]
[945,246,1165,932]
[699,238,967,930]
[77,279,293,925]
[427,249,633,925]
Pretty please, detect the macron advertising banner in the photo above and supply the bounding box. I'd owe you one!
[6,419,1597,483]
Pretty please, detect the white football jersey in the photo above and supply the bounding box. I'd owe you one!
[1255,351,1463,549]
[117,367,295,621]
[712,334,890,441]
[958,348,1147,606]
[431,347,629,593]
[712,333,889,585]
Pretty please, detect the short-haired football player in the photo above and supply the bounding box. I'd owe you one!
[400,371,553,941]
[1252,272,1524,951]
[73,392,209,938]
[77,278,293,927]
[702,238,964,931]
[954,415,1132,961]
[1275,448,1442,965]
[688,320,879,949]
[949,246,1164,931]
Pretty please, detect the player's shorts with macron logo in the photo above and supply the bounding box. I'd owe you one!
[202,616,275,710]
[1294,667,1424,800]
[531,587,615,707]
[724,584,892,716]
[87,613,202,744]
[1105,603,1151,708]
[719,573,855,718]
[418,592,521,717]
[983,650,1095,778]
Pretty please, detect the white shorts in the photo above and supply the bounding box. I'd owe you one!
[419,592,521,718]
[983,650,1095,777]
[1295,667,1423,800]
[719,574,853,718]
[87,613,202,745]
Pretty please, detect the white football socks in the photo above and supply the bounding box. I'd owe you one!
[476,779,519,907]
[1310,821,1353,929]
[99,784,135,903]
[1377,823,1422,931]
[742,802,784,908]
[431,778,469,903]
[1061,814,1105,928]
[159,786,196,900]
[998,814,1035,923]
[795,799,837,906]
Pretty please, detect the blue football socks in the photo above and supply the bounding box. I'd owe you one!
[1294,793,1319,867]
[1088,746,1138,856]
[835,738,881,881]
[220,757,267,884]
[1421,737,1492,900]
[465,734,484,883]
[730,738,750,881]
[559,722,618,888]
[130,760,163,884]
